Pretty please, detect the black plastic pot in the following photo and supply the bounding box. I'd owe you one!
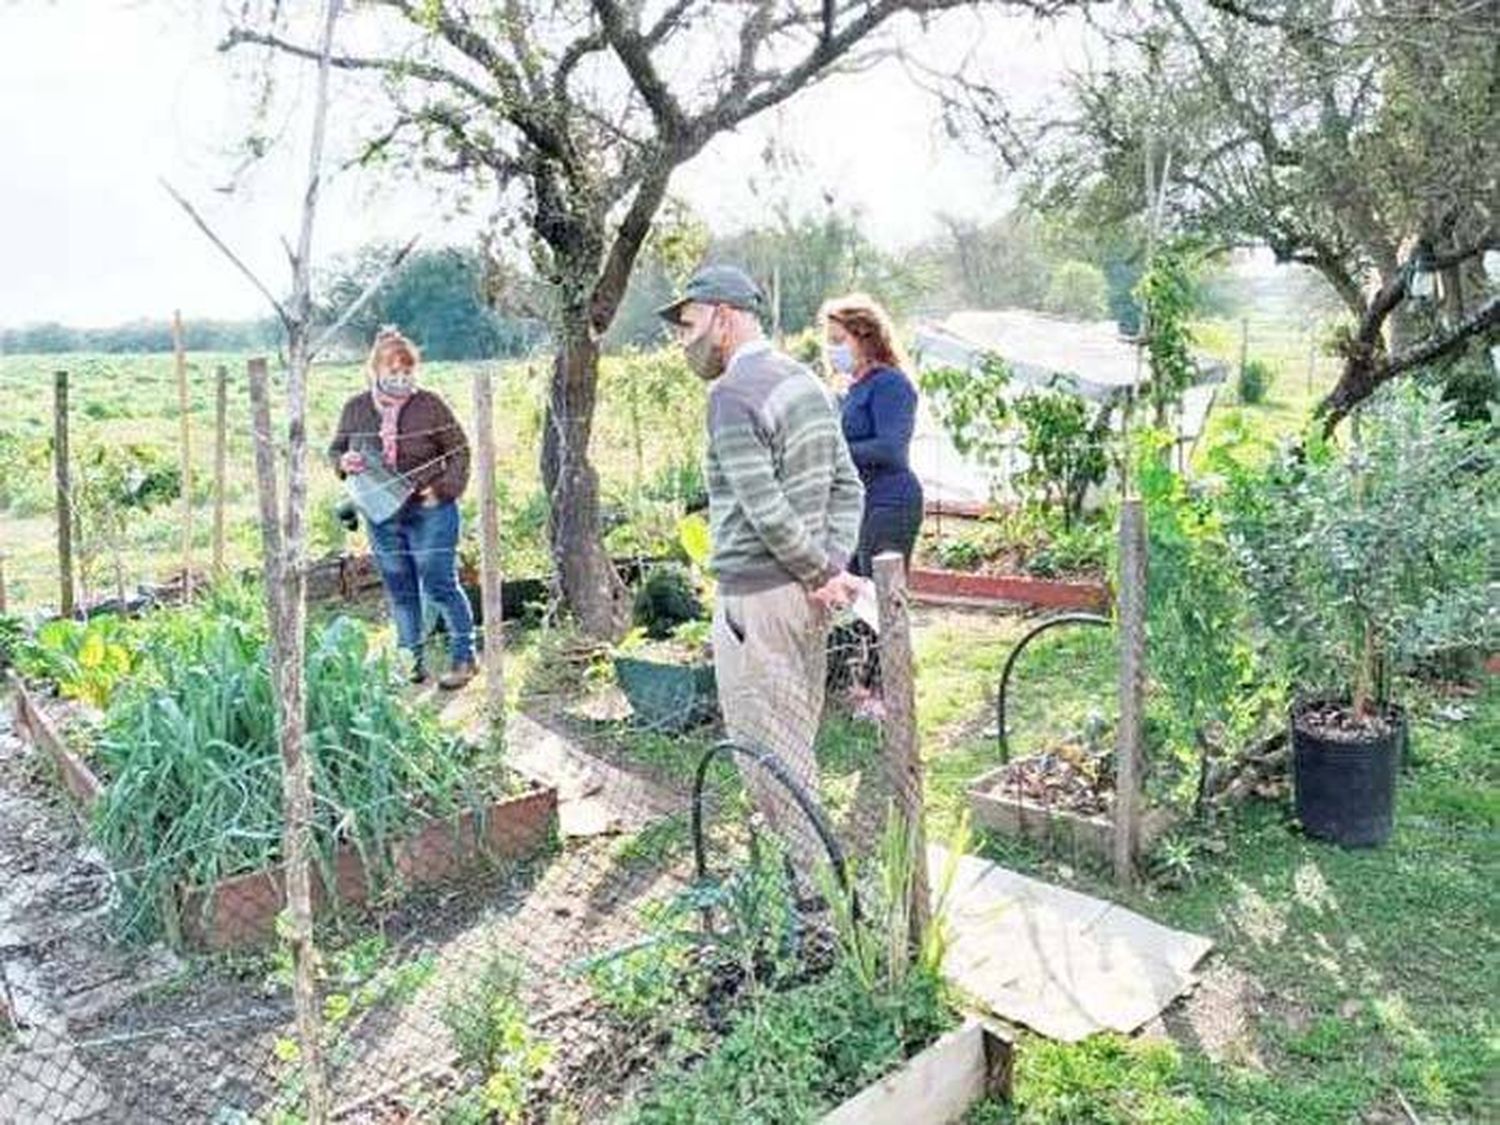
[1290,701,1403,847]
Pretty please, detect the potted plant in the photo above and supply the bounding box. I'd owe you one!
[1226,387,1497,846]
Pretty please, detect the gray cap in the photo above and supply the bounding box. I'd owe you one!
[656,264,766,325]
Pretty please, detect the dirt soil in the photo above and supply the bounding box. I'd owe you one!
[985,748,1116,818]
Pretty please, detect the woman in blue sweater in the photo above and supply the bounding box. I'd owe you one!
[820,294,924,578]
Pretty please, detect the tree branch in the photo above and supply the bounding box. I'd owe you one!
[1385,294,1500,381]
[698,0,979,139]
[308,234,421,359]
[590,160,674,332]
[591,0,687,135]
[159,178,290,328]
[220,26,502,115]
[1320,289,1500,431]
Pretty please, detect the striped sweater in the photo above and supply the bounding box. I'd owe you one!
[706,342,865,594]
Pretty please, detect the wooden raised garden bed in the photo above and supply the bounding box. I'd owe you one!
[909,566,1110,613]
[821,1019,1012,1125]
[7,674,558,951]
[968,762,1173,862]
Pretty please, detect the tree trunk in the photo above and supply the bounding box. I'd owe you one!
[541,321,628,639]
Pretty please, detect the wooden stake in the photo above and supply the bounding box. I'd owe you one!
[1113,498,1147,887]
[213,364,229,576]
[472,367,506,728]
[248,356,326,1120]
[172,310,193,600]
[53,371,75,618]
[874,551,931,951]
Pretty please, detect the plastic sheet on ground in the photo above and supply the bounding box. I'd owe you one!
[932,846,1212,1042]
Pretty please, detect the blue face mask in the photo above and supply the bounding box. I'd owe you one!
[829,342,856,374]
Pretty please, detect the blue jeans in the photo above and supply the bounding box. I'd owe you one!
[367,499,475,668]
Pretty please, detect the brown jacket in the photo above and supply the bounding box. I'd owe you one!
[328,389,470,502]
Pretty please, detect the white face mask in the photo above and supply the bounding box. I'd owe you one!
[829,342,856,374]
[376,371,415,397]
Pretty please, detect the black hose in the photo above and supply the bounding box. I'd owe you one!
[996,612,1112,760]
[690,740,856,928]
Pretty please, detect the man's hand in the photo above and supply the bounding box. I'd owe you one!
[339,450,367,475]
[809,571,860,611]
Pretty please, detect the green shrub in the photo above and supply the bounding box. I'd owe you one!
[1223,385,1499,715]
[621,959,950,1124]
[1237,358,1272,405]
[633,564,705,639]
[0,614,23,671]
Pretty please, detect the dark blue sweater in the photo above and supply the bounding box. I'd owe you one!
[841,365,922,509]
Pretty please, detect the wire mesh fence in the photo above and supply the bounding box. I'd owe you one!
[1,557,929,1123]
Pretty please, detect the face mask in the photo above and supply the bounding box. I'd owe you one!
[829,342,856,374]
[376,372,415,397]
[684,311,725,381]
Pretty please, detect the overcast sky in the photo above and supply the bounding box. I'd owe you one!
[1,2,1083,327]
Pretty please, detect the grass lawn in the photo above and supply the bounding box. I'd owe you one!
[912,603,1499,1123]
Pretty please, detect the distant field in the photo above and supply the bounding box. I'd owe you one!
[1191,311,1344,458]
[0,350,706,613]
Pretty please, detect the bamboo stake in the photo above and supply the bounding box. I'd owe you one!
[172,311,193,601]
[472,367,506,729]
[53,371,75,617]
[1113,498,1147,887]
[214,365,229,576]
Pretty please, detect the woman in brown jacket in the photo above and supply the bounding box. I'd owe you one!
[328,328,475,688]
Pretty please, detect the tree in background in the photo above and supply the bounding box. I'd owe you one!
[223,0,1038,639]
[319,244,546,360]
[0,318,279,355]
[712,204,931,332]
[1042,259,1109,321]
[913,210,1143,328]
[953,0,1499,430]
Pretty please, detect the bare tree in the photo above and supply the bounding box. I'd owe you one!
[221,0,1072,637]
[167,3,416,1118]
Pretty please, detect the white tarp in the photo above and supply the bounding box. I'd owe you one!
[909,309,1224,504]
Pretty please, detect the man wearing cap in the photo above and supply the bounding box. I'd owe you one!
[659,265,864,884]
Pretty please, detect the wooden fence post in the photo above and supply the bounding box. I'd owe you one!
[172,311,193,600]
[472,367,505,729]
[213,364,229,577]
[874,551,931,951]
[247,355,327,1117]
[53,370,75,618]
[1113,498,1147,887]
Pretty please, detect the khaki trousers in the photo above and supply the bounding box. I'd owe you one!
[713,582,830,877]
